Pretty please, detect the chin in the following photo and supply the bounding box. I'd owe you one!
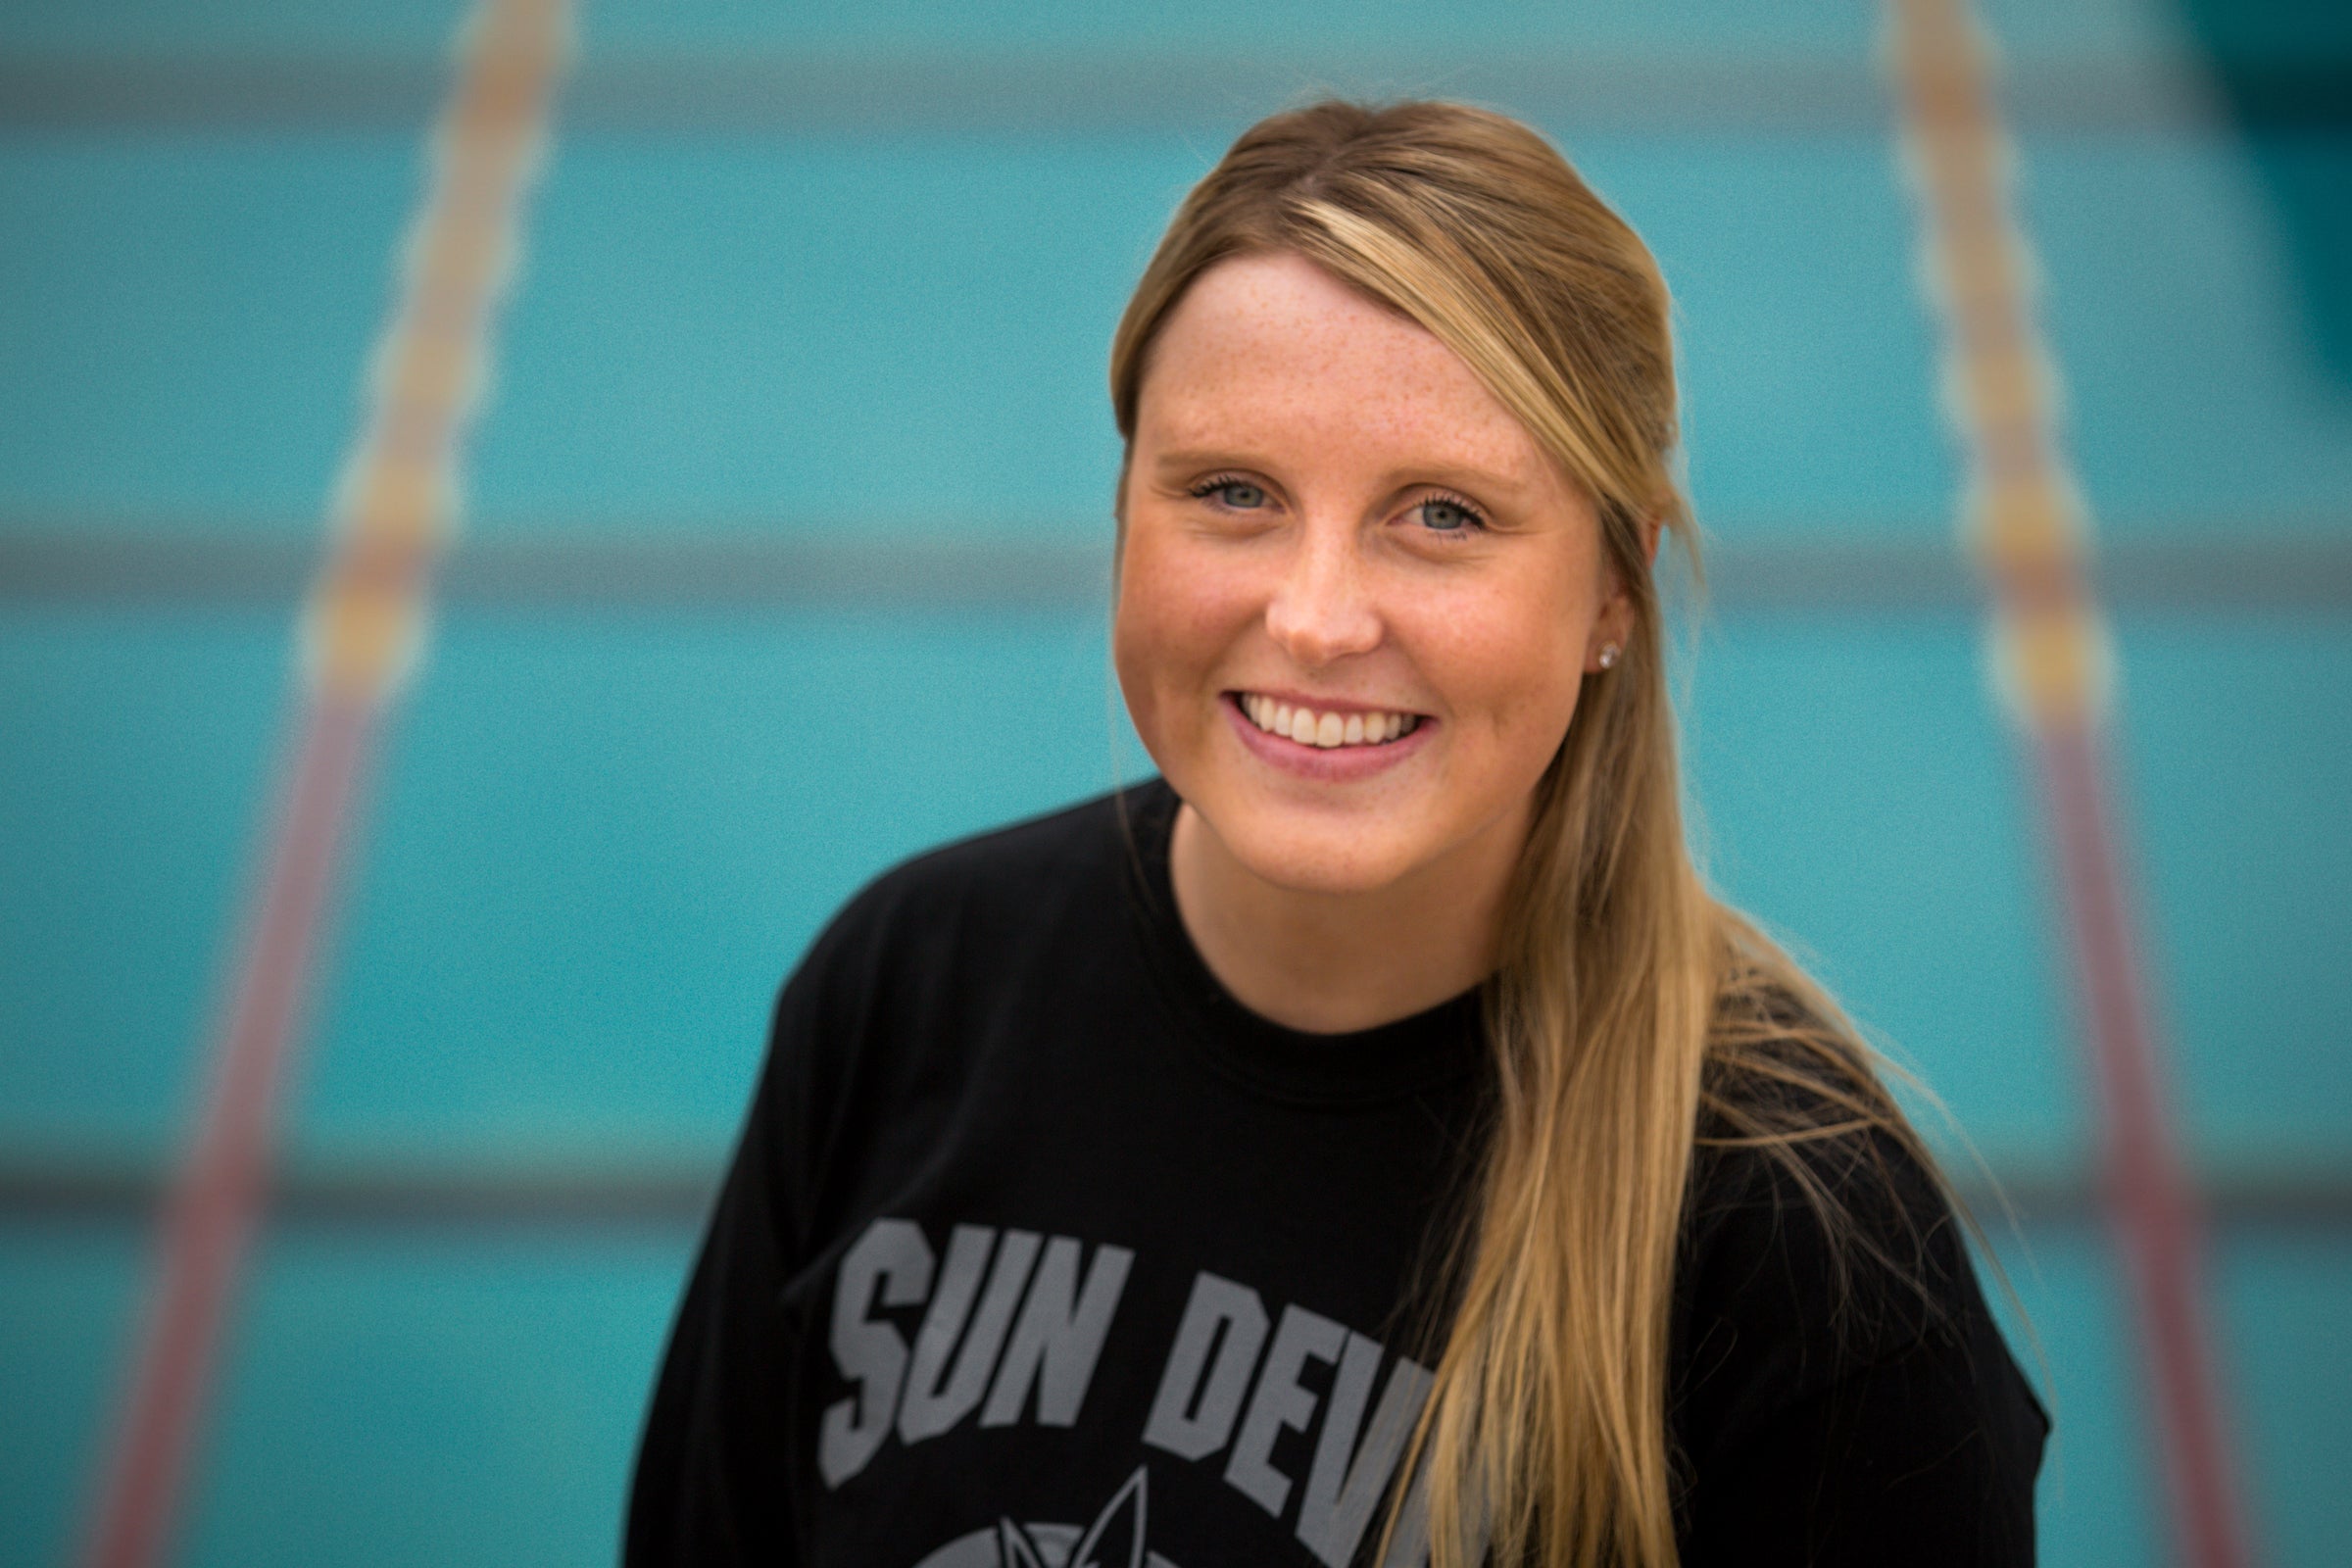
[1207,806,1435,897]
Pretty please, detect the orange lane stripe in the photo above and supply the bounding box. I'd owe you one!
[74,5,570,1566]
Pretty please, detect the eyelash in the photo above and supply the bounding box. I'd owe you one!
[1189,475,1491,533]
[1188,473,1262,507]
[1412,490,1490,536]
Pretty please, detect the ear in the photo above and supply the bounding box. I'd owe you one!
[1585,594,1634,674]
[1586,514,1660,673]
[1110,448,1135,592]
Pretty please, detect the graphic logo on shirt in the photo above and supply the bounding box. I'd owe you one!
[909,1467,1178,1568]
[821,1217,1457,1567]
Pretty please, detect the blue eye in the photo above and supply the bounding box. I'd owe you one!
[1417,498,1482,532]
[1205,480,1267,509]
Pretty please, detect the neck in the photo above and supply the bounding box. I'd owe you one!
[1168,800,1523,1034]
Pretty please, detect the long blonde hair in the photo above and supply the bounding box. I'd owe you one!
[1110,101,1944,1568]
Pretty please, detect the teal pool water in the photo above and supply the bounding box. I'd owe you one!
[3,0,2347,1562]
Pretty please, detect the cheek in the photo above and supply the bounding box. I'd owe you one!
[1112,530,1242,744]
[1415,584,1588,750]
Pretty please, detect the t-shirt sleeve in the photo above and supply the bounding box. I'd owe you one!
[1671,1127,2050,1566]
[623,899,883,1567]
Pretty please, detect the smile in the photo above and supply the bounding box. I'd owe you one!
[1237,693,1424,750]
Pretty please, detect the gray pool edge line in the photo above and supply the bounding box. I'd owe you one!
[3,1158,2350,1231]
[0,52,2315,135]
[5,528,2350,612]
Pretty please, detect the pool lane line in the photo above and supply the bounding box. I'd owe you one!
[74,4,571,1566]
[1885,3,2253,1565]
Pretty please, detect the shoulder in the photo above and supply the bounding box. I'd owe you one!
[1677,1025,1994,1410]
[1679,1114,1965,1376]
[741,783,1162,1249]
[1672,1024,2046,1475]
[795,780,1155,992]
[833,780,1153,932]
[762,781,1162,1077]
[1672,1033,2050,1557]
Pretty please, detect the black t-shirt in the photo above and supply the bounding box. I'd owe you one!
[626,781,2047,1567]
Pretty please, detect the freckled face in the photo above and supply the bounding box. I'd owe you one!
[1113,251,1624,895]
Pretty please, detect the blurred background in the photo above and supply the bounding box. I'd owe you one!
[2,1,2347,1564]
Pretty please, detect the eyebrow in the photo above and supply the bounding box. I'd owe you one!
[1146,446,1542,506]
[1146,447,1270,476]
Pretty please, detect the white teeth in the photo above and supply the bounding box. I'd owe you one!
[1239,696,1419,749]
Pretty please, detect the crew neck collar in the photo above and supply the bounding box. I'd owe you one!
[1118,778,1487,1108]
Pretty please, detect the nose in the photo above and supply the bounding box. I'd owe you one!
[1262,524,1383,669]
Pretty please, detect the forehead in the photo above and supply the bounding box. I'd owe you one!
[1137,252,1545,480]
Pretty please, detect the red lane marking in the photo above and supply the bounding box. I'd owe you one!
[80,693,376,1568]
[1884,0,2255,1556]
[75,3,565,1558]
[2038,722,2252,1568]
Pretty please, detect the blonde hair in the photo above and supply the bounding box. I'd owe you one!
[1110,101,1944,1568]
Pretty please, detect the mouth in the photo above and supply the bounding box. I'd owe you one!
[1230,692,1427,750]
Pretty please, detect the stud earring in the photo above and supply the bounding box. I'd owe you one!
[1597,642,1621,670]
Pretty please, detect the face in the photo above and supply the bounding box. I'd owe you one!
[1114,251,1633,897]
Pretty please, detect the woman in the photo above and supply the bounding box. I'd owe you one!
[627,100,2047,1568]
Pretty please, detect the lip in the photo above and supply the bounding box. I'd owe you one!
[1221,691,1437,782]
